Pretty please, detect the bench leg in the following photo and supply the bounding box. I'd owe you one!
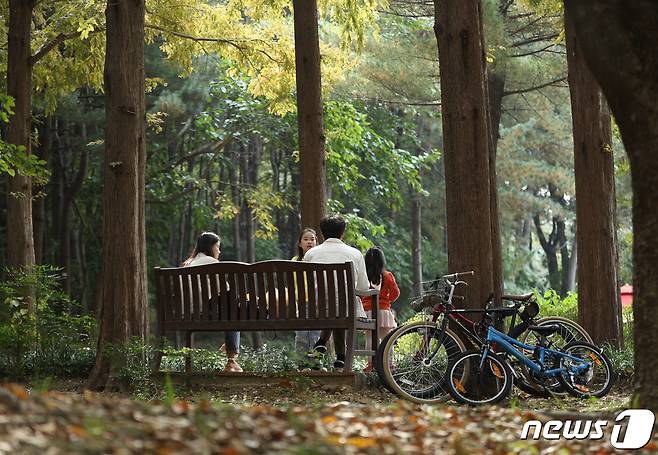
[344,328,355,372]
[185,330,192,377]
[371,326,379,357]
[153,337,164,374]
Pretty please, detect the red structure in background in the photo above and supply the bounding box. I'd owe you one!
[620,284,633,306]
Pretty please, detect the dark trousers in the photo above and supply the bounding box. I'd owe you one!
[318,329,345,360]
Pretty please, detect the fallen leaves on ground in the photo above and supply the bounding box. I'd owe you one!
[0,383,654,454]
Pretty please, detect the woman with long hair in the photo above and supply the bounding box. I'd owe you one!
[184,232,242,372]
[292,228,319,361]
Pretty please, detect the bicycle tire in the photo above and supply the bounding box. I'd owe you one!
[535,316,593,344]
[516,316,593,396]
[374,328,399,394]
[380,321,466,404]
[446,350,513,406]
[556,341,615,398]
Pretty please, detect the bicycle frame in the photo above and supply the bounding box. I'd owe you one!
[482,326,590,377]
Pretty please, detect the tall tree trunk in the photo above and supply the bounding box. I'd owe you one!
[86,0,147,391]
[434,0,494,309]
[6,0,36,268]
[293,0,327,237]
[563,0,658,410]
[565,9,623,346]
[486,71,505,303]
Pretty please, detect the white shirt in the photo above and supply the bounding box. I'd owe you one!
[303,238,369,318]
[185,252,218,267]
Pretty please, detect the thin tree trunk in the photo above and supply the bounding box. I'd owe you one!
[565,8,622,346]
[228,144,242,261]
[293,0,327,237]
[6,0,36,268]
[86,0,147,391]
[533,214,561,292]
[411,191,423,298]
[562,238,577,295]
[33,116,53,264]
[434,0,494,309]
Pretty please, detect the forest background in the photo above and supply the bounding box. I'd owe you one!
[0,0,633,342]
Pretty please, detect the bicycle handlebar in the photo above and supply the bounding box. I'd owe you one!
[441,270,475,282]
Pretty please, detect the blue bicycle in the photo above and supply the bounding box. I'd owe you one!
[446,321,615,405]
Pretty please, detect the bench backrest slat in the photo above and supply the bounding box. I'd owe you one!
[316,270,328,319]
[276,270,287,320]
[327,269,337,319]
[218,273,229,320]
[286,270,297,320]
[339,268,350,318]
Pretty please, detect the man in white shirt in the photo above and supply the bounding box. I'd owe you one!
[303,215,370,370]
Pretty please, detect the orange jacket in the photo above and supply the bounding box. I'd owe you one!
[362,271,400,311]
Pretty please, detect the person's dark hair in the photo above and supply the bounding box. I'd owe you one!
[295,227,317,260]
[183,231,220,266]
[319,215,346,239]
[365,247,386,285]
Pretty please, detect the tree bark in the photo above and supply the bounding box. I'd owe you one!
[563,0,658,410]
[6,0,36,268]
[562,238,577,295]
[411,191,423,298]
[56,122,89,294]
[434,0,494,309]
[293,0,327,237]
[228,144,242,261]
[86,0,147,391]
[533,214,563,293]
[565,9,623,347]
[33,116,53,264]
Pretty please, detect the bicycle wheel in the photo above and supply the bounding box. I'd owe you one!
[534,316,593,344]
[380,321,465,404]
[517,317,593,395]
[374,328,399,394]
[557,342,615,398]
[374,314,445,394]
[447,350,513,406]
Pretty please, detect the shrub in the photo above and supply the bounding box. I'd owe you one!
[535,289,578,321]
[0,265,96,378]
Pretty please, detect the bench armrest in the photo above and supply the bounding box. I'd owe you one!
[356,289,380,297]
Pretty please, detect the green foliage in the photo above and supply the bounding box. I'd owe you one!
[535,289,578,320]
[0,266,96,378]
[0,94,49,183]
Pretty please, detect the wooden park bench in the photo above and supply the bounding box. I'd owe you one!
[153,260,380,375]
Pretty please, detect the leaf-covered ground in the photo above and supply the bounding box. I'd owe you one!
[0,381,655,454]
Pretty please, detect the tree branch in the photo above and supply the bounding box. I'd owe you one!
[511,33,560,48]
[503,76,567,96]
[30,29,104,65]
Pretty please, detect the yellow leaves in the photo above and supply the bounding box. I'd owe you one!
[5,383,29,400]
[214,194,240,221]
[321,415,338,424]
[77,17,99,40]
[325,435,378,448]
[245,185,290,239]
[146,112,168,134]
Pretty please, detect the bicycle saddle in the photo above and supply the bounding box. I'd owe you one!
[501,292,534,302]
[528,324,560,336]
